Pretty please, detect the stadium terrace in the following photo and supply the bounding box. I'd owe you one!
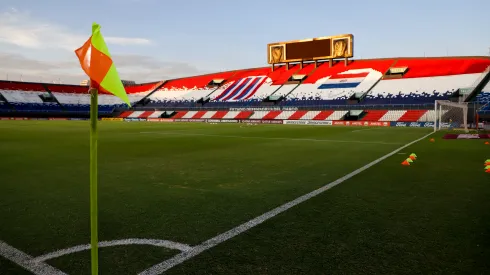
[1,56,490,123]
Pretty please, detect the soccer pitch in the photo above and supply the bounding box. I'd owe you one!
[1,121,489,274]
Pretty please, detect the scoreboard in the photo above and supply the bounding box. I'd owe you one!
[267,34,354,65]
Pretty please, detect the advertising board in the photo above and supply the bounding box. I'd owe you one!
[147,118,174,122]
[240,119,283,124]
[102,118,123,121]
[283,120,332,126]
[206,119,238,123]
[124,118,147,122]
[174,119,205,123]
[390,121,456,128]
[331,121,390,127]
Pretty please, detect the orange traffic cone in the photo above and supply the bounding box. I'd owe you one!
[401,160,410,166]
[486,169,490,173]
[430,138,435,142]
[485,142,490,145]
[409,156,416,160]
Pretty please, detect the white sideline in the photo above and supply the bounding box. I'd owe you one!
[33,238,192,263]
[140,131,404,145]
[138,132,434,275]
[0,240,66,275]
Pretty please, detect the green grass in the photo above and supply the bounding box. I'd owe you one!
[0,121,489,274]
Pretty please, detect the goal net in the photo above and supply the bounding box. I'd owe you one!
[434,100,469,132]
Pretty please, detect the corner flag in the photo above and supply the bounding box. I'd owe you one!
[74,22,130,275]
[75,22,131,106]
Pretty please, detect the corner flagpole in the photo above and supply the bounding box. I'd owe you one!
[75,23,131,273]
[89,86,99,275]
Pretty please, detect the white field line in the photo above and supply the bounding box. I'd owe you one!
[0,240,67,275]
[351,128,379,133]
[33,238,192,263]
[140,131,404,145]
[139,132,434,275]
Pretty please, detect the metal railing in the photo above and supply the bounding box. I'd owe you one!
[478,101,490,113]
[462,65,490,101]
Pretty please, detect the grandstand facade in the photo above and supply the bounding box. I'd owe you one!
[1,56,490,123]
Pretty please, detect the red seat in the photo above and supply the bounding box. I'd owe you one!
[361,110,388,121]
[398,110,428,122]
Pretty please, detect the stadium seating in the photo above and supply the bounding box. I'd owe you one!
[366,75,475,104]
[2,56,490,118]
[46,82,159,113]
[397,110,429,122]
[0,81,163,114]
[378,110,406,121]
[0,102,12,112]
[284,59,392,105]
[476,83,490,113]
[476,82,490,102]
[0,82,62,112]
[147,67,304,107]
[123,109,438,122]
[147,71,237,106]
[364,58,490,104]
[361,110,388,121]
[206,68,273,107]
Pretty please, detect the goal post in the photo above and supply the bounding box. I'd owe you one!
[434,100,469,132]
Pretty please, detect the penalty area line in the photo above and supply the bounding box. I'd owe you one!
[0,240,67,275]
[138,131,434,275]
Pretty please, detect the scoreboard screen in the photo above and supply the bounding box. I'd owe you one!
[285,39,332,60]
[267,34,353,64]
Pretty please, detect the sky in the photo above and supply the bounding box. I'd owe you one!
[0,0,489,84]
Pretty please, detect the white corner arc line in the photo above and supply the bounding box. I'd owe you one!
[138,132,434,275]
[139,131,403,145]
[0,240,67,275]
[33,238,192,263]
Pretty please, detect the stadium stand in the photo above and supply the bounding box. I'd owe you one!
[282,59,392,106]
[46,82,161,113]
[0,82,62,113]
[147,71,237,106]
[206,68,272,105]
[144,57,489,110]
[1,56,490,122]
[360,110,388,121]
[476,81,490,114]
[45,84,94,113]
[0,81,163,115]
[118,109,444,122]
